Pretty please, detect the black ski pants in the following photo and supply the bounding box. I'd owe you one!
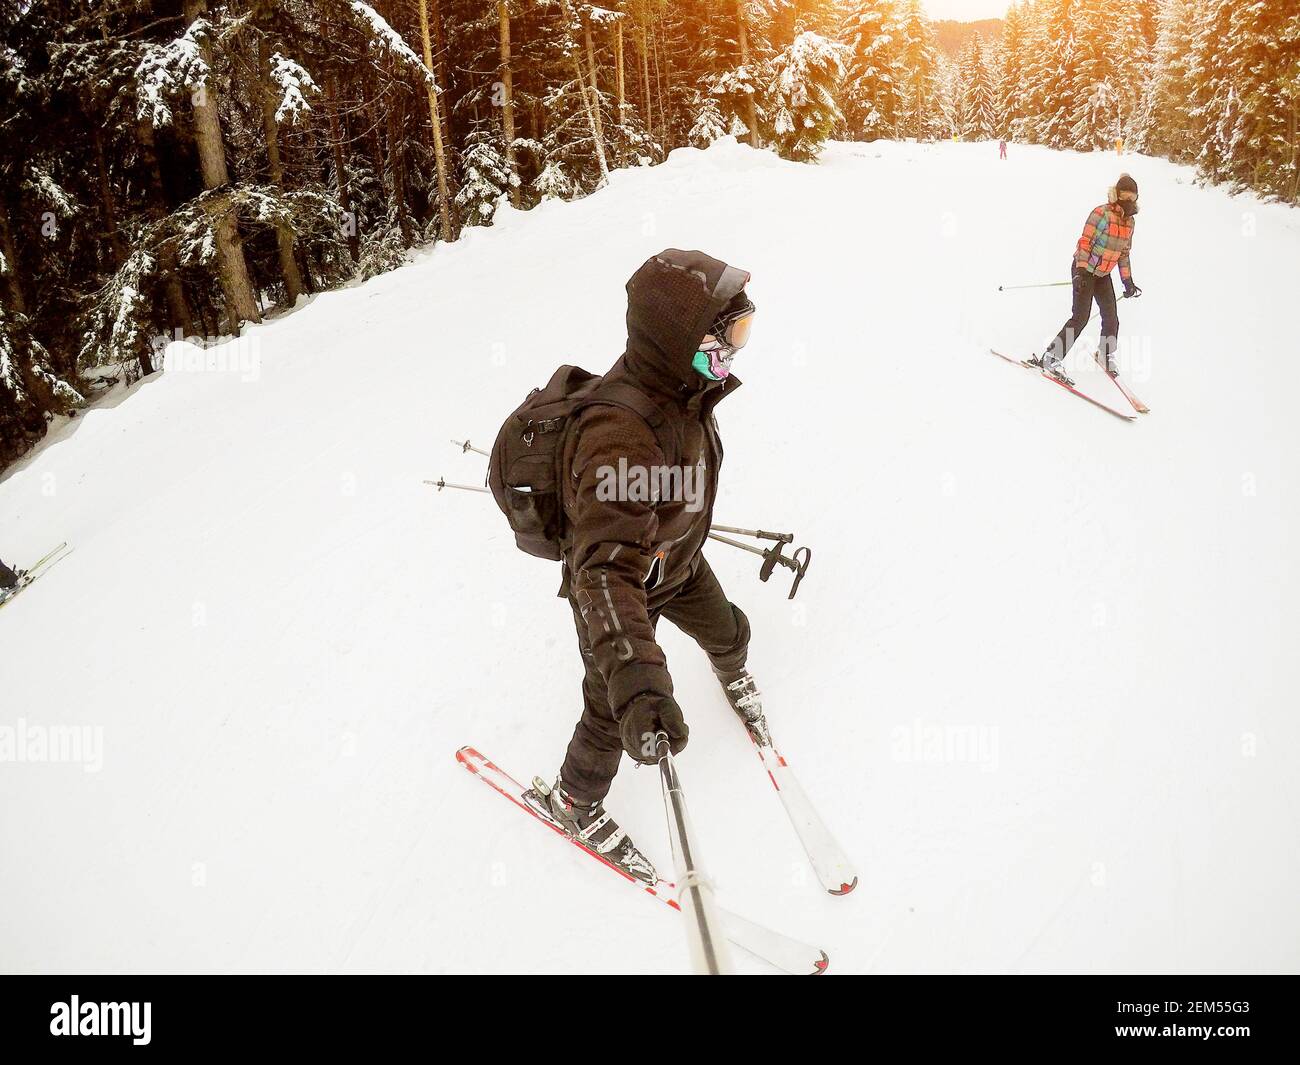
[1047,268,1119,363]
[560,554,750,804]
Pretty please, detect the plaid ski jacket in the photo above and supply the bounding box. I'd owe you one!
[1075,202,1135,282]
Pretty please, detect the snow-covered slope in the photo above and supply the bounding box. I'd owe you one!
[2,139,1297,974]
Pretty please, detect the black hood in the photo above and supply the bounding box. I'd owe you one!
[617,249,750,400]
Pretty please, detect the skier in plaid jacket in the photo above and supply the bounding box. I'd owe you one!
[1034,173,1143,384]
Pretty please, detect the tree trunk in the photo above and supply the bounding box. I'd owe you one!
[615,18,626,138]
[417,0,454,241]
[258,35,305,306]
[183,0,261,329]
[135,117,195,339]
[92,126,128,267]
[0,197,27,316]
[429,0,455,166]
[383,62,413,243]
[324,75,359,261]
[736,3,760,148]
[583,14,606,164]
[559,0,609,184]
[651,22,665,145]
[498,1,519,207]
[640,26,654,141]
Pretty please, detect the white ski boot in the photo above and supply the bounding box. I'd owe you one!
[525,777,657,885]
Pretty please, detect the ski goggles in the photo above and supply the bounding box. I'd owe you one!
[704,297,757,351]
[1117,189,1138,204]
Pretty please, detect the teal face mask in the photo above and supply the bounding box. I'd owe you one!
[692,350,723,381]
[692,347,733,381]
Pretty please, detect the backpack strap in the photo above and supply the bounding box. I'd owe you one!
[583,381,681,468]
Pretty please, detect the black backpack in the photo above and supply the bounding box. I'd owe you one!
[488,365,679,560]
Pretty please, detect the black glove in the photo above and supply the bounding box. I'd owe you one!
[1072,265,1090,293]
[1123,279,1142,298]
[618,694,688,764]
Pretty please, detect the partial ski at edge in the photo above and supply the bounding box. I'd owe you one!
[989,349,1136,422]
[455,745,829,974]
[0,543,73,611]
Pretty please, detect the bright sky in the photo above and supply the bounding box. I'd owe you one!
[923,0,1009,20]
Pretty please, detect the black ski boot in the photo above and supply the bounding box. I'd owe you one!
[525,777,657,885]
[715,668,772,747]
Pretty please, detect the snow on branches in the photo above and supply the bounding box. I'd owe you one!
[269,52,318,126]
[770,32,848,162]
[134,21,210,128]
[347,1,438,92]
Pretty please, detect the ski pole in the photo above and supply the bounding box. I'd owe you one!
[707,532,812,599]
[451,438,489,458]
[655,731,733,976]
[423,478,490,494]
[998,281,1073,291]
[710,524,793,544]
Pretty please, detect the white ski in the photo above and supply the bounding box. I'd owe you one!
[752,738,859,896]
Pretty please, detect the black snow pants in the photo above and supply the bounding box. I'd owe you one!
[1046,268,1119,364]
[560,554,750,804]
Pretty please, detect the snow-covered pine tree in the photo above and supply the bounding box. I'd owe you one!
[1192,0,1300,200]
[995,1,1031,140]
[688,94,730,148]
[957,37,996,140]
[938,55,963,140]
[1068,0,1120,150]
[1023,0,1083,149]
[840,0,905,141]
[534,160,578,201]
[768,30,847,162]
[895,0,941,141]
[455,128,513,224]
[1131,0,1191,157]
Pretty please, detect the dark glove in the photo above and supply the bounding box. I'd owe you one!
[1123,279,1142,298]
[1072,264,1090,293]
[618,694,688,764]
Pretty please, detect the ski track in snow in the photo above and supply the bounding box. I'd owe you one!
[2,139,1298,974]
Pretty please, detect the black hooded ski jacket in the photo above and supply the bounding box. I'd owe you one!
[560,249,749,715]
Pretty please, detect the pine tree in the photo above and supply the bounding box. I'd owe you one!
[1068,0,1119,150]
[769,30,847,161]
[841,0,905,141]
[995,1,1031,139]
[957,37,996,140]
[896,0,940,141]
[456,128,513,224]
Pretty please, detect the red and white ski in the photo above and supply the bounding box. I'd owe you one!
[989,349,1136,422]
[1093,352,1150,414]
[455,746,829,975]
[742,730,859,896]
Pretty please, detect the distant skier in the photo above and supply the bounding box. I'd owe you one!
[526,250,763,884]
[999,139,1008,160]
[1031,173,1142,385]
